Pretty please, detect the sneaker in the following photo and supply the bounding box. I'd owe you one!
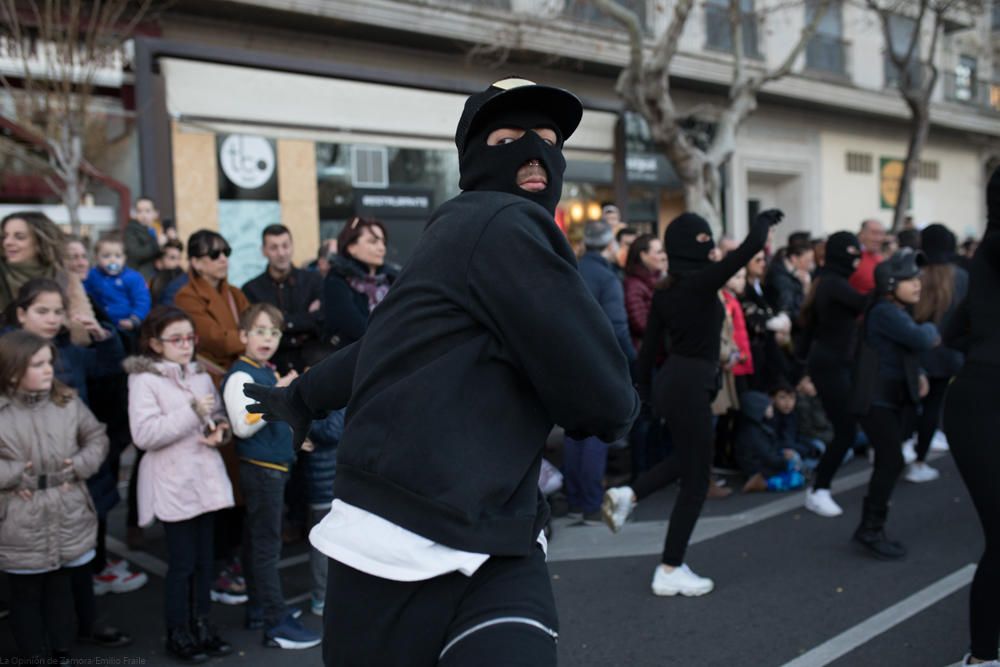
[931,430,950,452]
[961,654,1000,666]
[166,627,208,664]
[804,488,843,517]
[104,558,131,574]
[92,568,148,596]
[310,598,325,617]
[905,462,941,483]
[601,486,636,533]
[902,439,917,464]
[211,569,248,605]
[264,613,322,650]
[650,564,714,597]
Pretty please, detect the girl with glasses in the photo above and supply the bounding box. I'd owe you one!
[125,305,233,663]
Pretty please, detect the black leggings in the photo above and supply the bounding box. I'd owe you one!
[323,546,557,667]
[69,562,97,637]
[856,405,907,511]
[163,513,214,630]
[915,376,949,462]
[633,355,716,567]
[7,568,74,657]
[810,354,858,491]
[945,364,1000,661]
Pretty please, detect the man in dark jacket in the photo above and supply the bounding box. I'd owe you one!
[764,233,813,322]
[246,77,638,667]
[243,224,326,374]
[564,219,636,523]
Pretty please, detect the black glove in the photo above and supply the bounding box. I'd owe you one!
[244,382,314,450]
[755,208,784,227]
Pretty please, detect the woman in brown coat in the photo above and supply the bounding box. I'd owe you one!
[0,331,108,660]
[173,229,249,606]
[174,230,249,382]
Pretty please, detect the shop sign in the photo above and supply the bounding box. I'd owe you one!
[626,153,677,186]
[218,134,279,201]
[356,188,434,219]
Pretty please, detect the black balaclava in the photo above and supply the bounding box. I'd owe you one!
[823,231,861,278]
[664,213,714,276]
[920,223,956,265]
[459,109,566,215]
[988,166,1000,233]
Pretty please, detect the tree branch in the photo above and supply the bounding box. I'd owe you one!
[759,0,832,86]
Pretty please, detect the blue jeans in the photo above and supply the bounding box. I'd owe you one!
[241,461,290,627]
[562,435,608,514]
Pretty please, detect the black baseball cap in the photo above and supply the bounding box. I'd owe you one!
[454,77,584,155]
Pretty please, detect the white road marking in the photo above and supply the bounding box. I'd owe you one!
[778,564,976,667]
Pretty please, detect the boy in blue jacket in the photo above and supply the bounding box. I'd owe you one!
[222,303,321,651]
[84,233,151,334]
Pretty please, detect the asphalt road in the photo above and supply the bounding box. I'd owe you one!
[0,451,983,666]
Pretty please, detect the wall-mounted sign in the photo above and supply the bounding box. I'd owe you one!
[218,134,279,200]
[625,153,679,187]
[880,157,904,210]
[355,187,434,219]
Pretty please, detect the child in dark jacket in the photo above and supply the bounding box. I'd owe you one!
[221,303,321,650]
[735,391,805,493]
[771,382,825,470]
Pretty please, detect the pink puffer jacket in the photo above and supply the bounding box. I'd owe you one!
[126,356,234,527]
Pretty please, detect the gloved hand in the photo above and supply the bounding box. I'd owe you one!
[244,382,314,450]
[755,209,784,227]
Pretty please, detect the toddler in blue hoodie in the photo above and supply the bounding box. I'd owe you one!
[84,233,151,333]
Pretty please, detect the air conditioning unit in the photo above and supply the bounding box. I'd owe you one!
[351,145,389,188]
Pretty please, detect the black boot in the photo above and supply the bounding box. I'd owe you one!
[166,627,209,664]
[192,616,233,657]
[853,497,907,560]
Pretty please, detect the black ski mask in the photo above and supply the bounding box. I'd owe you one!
[823,231,861,278]
[455,78,583,216]
[664,213,714,275]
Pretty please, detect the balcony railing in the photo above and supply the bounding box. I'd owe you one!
[942,71,1000,113]
[804,34,849,78]
[704,4,761,58]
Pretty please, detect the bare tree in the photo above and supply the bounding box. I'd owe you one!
[866,0,983,231]
[0,0,153,234]
[590,0,830,229]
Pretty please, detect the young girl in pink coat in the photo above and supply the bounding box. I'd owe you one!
[126,305,234,663]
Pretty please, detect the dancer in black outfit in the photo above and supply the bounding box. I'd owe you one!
[944,167,1000,666]
[799,232,866,518]
[601,208,783,597]
[851,250,938,559]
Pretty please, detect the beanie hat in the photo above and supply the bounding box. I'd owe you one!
[823,231,861,278]
[583,220,614,250]
[920,223,956,265]
[664,213,713,275]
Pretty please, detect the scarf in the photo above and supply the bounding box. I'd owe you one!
[348,273,392,312]
[0,260,56,311]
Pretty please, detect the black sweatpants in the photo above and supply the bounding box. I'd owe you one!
[810,352,858,491]
[633,355,716,567]
[163,513,214,629]
[323,546,557,667]
[856,405,908,511]
[7,568,74,657]
[915,376,949,462]
[945,363,1000,661]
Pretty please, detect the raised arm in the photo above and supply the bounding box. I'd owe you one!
[687,210,781,294]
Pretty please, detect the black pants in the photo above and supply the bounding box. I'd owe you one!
[915,376,949,462]
[810,353,858,491]
[7,568,74,657]
[323,546,557,667]
[856,405,908,512]
[945,364,1000,661]
[126,448,144,529]
[163,513,214,629]
[634,355,716,567]
[241,461,289,627]
[68,562,97,637]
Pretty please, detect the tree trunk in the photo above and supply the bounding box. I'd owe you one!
[893,96,930,232]
[64,173,82,237]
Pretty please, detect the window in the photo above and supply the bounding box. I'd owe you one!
[884,14,922,89]
[993,0,1000,29]
[805,0,846,75]
[953,55,977,102]
[845,152,873,174]
[705,0,760,58]
[562,0,648,31]
[917,161,939,180]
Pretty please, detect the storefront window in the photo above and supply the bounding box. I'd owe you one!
[316,142,459,265]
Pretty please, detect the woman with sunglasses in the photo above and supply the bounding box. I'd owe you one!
[174,230,250,381]
[322,217,397,351]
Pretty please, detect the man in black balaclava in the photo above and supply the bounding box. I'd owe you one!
[822,231,862,279]
[244,78,639,667]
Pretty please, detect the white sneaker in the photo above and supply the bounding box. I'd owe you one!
[601,487,636,533]
[92,567,148,595]
[960,654,1000,666]
[804,488,843,517]
[902,439,917,464]
[651,564,714,597]
[931,430,950,452]
[905,462,941,483]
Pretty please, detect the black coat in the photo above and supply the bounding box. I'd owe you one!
[293,191,639,556]
[321,255,396,351]
[243,267,326,373]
